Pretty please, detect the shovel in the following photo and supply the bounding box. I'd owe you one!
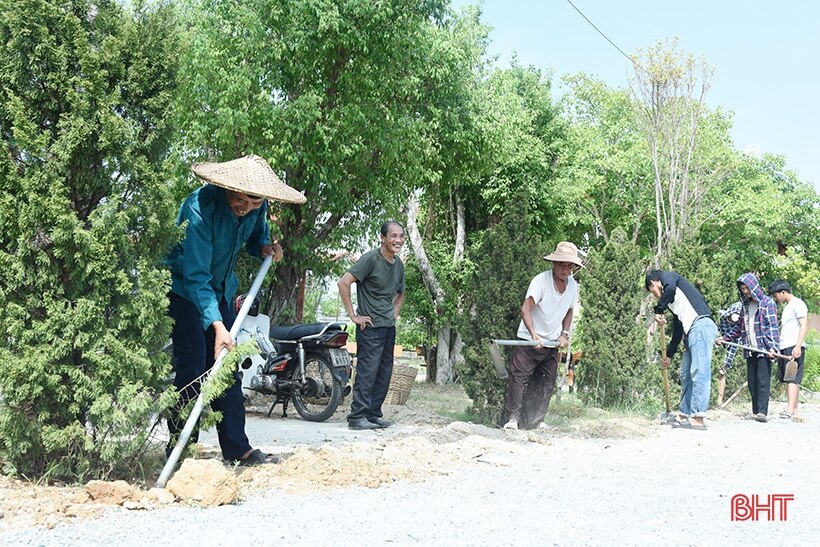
[156,255,274,489]
[720,341,796,381]
[658,325,672,423]
[488,339,560,379]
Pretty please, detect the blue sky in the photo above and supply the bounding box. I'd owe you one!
[451,0,820,190]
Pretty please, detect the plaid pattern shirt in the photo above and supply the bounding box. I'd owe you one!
[723,273,780,356]
[718,302,742,370]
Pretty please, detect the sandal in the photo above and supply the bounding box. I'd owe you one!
[779,412,793,420]
[671,418,690,428]
[234,448,271,466]
[679,421,707,430]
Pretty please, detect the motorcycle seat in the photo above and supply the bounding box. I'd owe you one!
[269,322,345,341]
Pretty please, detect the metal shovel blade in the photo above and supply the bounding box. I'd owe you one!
[784,359,798,382]
[489,341,508,379]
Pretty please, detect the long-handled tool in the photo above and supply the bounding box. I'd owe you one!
[720,341,796,380]
[719,381,748,410]
[658,325,672,422]
[156,255,273,488]
[488,339,560,379]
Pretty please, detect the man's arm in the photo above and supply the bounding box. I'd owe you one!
[722,344,738,371]
[793,314,808,359]
[520,296,540,344]
[762,298,780,352]
[393,291,405,320]
[558,307,573,348]
[338,272,372,329]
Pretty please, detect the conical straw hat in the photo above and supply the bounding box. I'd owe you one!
[192,155,306,204]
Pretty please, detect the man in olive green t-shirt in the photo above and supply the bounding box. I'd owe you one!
[338,221,406,430]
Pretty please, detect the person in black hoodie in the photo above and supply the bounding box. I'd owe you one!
[718,273,779,422]
[645,270,718,430]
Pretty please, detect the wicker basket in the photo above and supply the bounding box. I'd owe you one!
[384,363,417,405]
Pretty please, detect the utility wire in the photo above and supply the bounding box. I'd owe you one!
[565,0,643,72]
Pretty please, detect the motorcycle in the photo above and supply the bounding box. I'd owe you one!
[234,295,353,422]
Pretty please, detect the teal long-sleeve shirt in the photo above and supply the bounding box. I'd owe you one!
[165,185,270,331]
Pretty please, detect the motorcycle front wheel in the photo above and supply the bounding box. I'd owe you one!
[291,352,343,422]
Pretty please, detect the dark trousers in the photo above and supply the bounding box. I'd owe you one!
[503,344,559,429]
[167,293,251,460]
[746,354,772,416]
[348,325,395,422]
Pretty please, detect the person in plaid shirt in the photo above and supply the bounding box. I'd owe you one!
[716,301,742,405]
[717,273,779,422]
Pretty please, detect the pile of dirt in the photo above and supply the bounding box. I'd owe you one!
[0,406,655,532]
[238,422,528,494]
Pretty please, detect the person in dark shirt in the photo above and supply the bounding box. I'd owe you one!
[338,221,406,430]
[645,270,718,430]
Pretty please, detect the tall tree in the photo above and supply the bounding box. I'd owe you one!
[576,228,657,408]
[404,5,490,383]
[629,39,728,265]
[0,0,179,479]
[458,197,547,421]
[407,58,566,383]
[558,73,653,249]
[174,0,449,322]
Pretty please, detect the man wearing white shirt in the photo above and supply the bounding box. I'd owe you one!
[502,241,582,430]
[769,280,808,420]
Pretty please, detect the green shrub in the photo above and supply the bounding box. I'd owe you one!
[803,329,820,392]
[576,228,660,408]
[0,0,179,481]
[457,200,548,423]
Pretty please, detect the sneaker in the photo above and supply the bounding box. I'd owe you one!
[503,419,518,430]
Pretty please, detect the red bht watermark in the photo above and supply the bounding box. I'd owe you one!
[731,494,795,521]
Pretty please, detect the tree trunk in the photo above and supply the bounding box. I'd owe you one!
[407,190,468,385]
[434,323,463,384]
[263,261,302,325]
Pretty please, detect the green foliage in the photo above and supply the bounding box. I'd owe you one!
[174,0,453,321]
[0,0,179,480]
[470,63,565,235]
[557,73,654,250]
[771,249,820,314]
[803,331,820,392]
[457,197,548,422]
[577,228,659,408]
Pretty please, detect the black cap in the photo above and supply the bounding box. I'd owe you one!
[768,279,791,294]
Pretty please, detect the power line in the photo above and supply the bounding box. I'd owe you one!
[565,0,642,71]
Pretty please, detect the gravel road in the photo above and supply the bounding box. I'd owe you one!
[3,405,819,546]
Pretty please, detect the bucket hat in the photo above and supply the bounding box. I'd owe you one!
[192,155,306,204]
[543,241,584,267]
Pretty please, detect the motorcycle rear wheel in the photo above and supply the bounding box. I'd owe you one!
[291,352,343,422]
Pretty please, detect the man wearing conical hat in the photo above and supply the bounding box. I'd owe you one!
[502,241,582,430]
[164,155,305,464]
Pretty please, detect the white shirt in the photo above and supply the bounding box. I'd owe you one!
[746,301,759,348]
[667,287,701,334]
[779,296,808,349]
[517,271,579,342]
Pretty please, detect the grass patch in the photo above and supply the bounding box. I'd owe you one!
[544,393,658,431]
[406,382,485,422]
[406,382,659,431]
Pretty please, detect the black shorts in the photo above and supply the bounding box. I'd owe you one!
[777,346,806,384]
